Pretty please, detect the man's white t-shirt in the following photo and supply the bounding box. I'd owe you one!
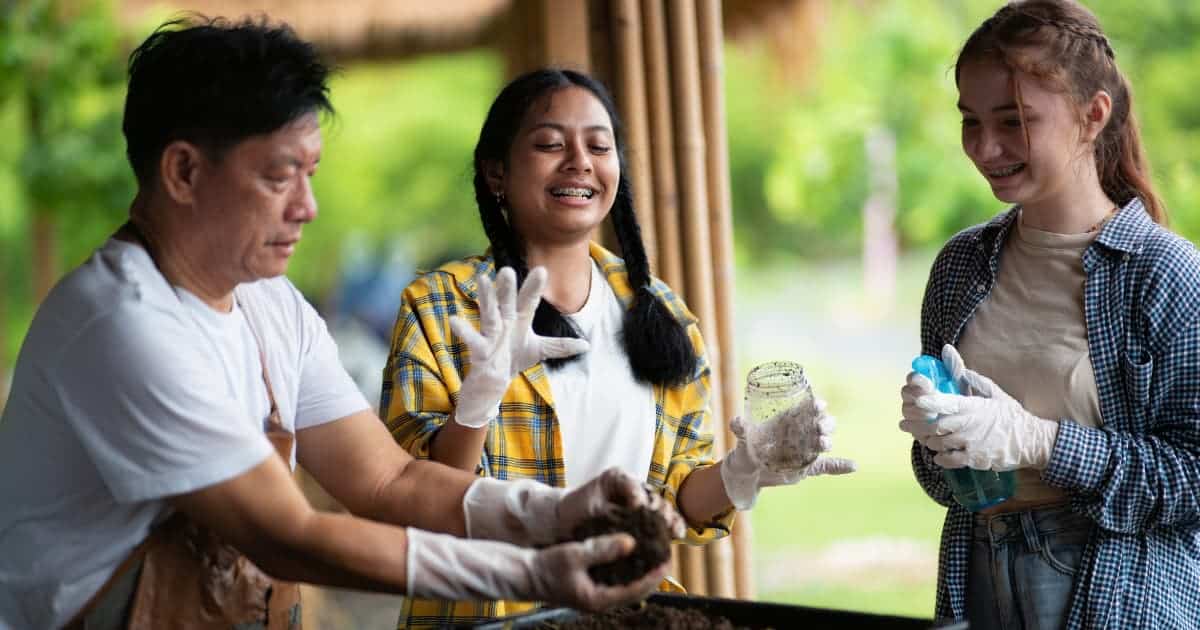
[0,238,369,629]
[546,261,656,489]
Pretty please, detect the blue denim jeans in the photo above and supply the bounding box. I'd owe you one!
[966,504,1094,630]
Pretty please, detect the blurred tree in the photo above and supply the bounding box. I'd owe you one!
[1096,0,1200,237]
[724,0,1199,265]
[0,0,132,390]
[292,52,500,296]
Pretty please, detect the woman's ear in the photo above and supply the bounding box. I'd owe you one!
[1082,90,1113,143]
[484,159,506,197]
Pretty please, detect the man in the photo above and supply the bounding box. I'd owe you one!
[0,17,677,629]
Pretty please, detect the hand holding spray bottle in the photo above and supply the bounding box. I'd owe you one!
[911,355,1015,511]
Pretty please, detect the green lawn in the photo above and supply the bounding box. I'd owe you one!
[735,253,947,619]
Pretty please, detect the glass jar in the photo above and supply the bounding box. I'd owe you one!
[743,361,817,472]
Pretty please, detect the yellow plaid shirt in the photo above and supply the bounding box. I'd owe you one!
[381,242,734,629]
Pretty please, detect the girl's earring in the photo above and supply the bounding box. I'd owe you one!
[495,190,508,218]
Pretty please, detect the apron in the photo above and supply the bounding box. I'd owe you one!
[64,224,303,629]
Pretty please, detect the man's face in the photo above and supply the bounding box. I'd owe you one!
[190,112,321,284]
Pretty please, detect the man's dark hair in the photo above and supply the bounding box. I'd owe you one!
[123,15,334,187]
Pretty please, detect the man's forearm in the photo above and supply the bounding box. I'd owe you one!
[247,510,412,593]
[296,410,477,537]
[359,458,476,537]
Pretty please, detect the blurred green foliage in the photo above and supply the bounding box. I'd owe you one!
[291,53,500,295]
[0,0,133,365]
[725,0,1200,264]
[1,0,1198,369]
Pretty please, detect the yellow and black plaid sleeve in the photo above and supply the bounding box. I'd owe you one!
[381,268,472,459]
[652,291,736,544]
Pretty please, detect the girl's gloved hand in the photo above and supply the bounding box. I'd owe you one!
[719,398,856,511]
[899,370,942,445]
[913,344,1060,471]
[450,266,590,428]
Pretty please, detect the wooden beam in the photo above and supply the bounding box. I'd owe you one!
[697,0,754,600]
[609,0,658,272]
[665,0,735,598]
[537,0,592,72]
[641,0,684,294]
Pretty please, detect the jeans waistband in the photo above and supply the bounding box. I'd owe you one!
[973,503,1092,546]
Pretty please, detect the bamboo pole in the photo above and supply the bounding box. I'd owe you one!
[643,0,703,593]
[587,0,613,91]
[502,0,539,79]
[696,0,754,601]
[665,0,736,599]
[640,0,684,293]
[609,0,658,271]
[537,0,591,73]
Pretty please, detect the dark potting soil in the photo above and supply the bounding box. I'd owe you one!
[569,505,671,586]
[546,601,753,630]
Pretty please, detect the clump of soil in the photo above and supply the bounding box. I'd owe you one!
[570,506,671,586]
[548,602,751,630]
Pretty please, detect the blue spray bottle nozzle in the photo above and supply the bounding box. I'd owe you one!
[911,355,959,398]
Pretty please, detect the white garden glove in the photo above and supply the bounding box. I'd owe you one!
[450,266,590,428]
[463,467,687,547]
[911,344,1059,472]
[406,528,666,610]
[898,370,941,446]
[720,398,856,511]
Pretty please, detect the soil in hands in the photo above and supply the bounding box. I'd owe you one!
[569,505,671,586]
[550,601,750,630]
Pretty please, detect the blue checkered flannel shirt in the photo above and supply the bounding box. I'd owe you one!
[912,198,1200,628]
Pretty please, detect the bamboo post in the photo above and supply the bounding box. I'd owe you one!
[640,0,684,293]
[665,0,737,599]
[502,0,538,79]
[643,0,704,594]
[697,0,753,600]
[609,0,658,270]
[537,0,592,73]
[587,0,614,90]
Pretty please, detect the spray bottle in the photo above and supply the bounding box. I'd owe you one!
[911,355,1015,512]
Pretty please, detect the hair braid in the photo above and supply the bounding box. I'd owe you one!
[610,176,698,385]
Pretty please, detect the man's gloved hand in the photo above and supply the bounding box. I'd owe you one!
[556,468,687,542]
[463,468,686,547]
[719,399,856,511]
[910,344,1059,471]
[406,528,667,610]
[450,266,590,428]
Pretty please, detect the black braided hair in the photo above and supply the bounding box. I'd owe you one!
[472,68,698,385]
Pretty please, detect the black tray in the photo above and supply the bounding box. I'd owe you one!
[466,592,964,629]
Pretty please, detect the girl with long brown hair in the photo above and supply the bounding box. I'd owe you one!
[899,1,1199,627]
